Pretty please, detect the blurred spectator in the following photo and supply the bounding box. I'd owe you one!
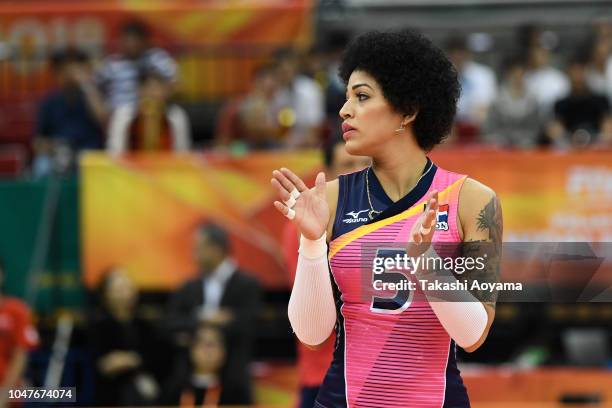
[282,138,369,408]
[301,45,327,87]
[483,55,541,148]
[164,223,261,405]
[107,69,191,154]
[546,52,612,148]
[519,24,570,116]
[89,268,159,406]
[213,95,244,152]
[585,28,612,103]
[446,35,497,139]
[321,30,352,147]
[234,64,282,149]
[215,63,281,151]
[33,48,106,176]
[96,20,177,110]
[0,259,39,407]
[272,48,325,148]
[165,324,226,407]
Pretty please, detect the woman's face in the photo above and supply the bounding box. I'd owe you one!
[339,70,406,156]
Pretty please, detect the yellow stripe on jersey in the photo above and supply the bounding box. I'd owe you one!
[329,176,466,259]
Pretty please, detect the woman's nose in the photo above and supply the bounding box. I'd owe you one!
[339,99,352,119]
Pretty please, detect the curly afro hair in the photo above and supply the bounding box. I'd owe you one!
[339,30,460,151]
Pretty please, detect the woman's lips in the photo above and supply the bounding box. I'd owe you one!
[341,123,356,132]
[342,123,357,140]
[342,129,357,141]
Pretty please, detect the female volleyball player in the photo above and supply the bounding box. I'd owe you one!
[272,30,502,408]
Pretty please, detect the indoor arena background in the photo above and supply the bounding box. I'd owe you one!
[0,0,611,407]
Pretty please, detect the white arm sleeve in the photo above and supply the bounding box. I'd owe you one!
[288,233,337,346]
[428,300,488,349]
[419,248,489,349]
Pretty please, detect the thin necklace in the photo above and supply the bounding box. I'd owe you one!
[365,160,433,220]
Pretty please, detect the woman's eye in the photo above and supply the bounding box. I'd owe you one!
[357,93,369,101]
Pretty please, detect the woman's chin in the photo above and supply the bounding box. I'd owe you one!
[344,139,367,156]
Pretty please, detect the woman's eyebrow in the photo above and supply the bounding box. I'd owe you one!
[351,83,374,91]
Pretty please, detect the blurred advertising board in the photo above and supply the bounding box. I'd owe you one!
[81,149,612,291]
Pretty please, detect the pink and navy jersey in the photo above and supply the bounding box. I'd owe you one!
[315,158,470,408]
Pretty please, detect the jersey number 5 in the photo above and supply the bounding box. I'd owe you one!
[370,248,414,314]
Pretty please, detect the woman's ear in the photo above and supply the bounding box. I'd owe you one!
[403,111,418,126]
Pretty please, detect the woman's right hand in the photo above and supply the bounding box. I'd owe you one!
[271,168,329,240]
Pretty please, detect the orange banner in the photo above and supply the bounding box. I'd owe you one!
[0,0,313,50]
[81,151,321,290]
[0,0,312,96]
[81,149,612,290]
[0,0,314,143]
[431,149,612,242]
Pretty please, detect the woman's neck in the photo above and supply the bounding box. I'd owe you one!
[371,134,428,202]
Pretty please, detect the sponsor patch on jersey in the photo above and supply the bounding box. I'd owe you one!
[423,203,450,231]
[436,204,449,231]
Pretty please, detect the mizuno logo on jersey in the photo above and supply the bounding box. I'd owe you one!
[343,209,369,224]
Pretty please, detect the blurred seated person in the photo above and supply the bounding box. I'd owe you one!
[238,64,284,149]
[323,31,352,148]
[96,20,177,110]
[107,69,191,154]
[519,24,570,117]
[586,36,612,101]
[213,96,245,152]
[89,268,159,406]
[483,55,541,149]
[585,24,612,103]
[272,48,325,148]
[34,48,106,176]
[163,324,226,407]
[545,52,612,148]
[446,35,497,142]
[215,63,281,151]
[0,259,39,408]
[164,223,261,405]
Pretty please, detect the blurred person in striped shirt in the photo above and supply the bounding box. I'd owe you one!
[96,20,177,110]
